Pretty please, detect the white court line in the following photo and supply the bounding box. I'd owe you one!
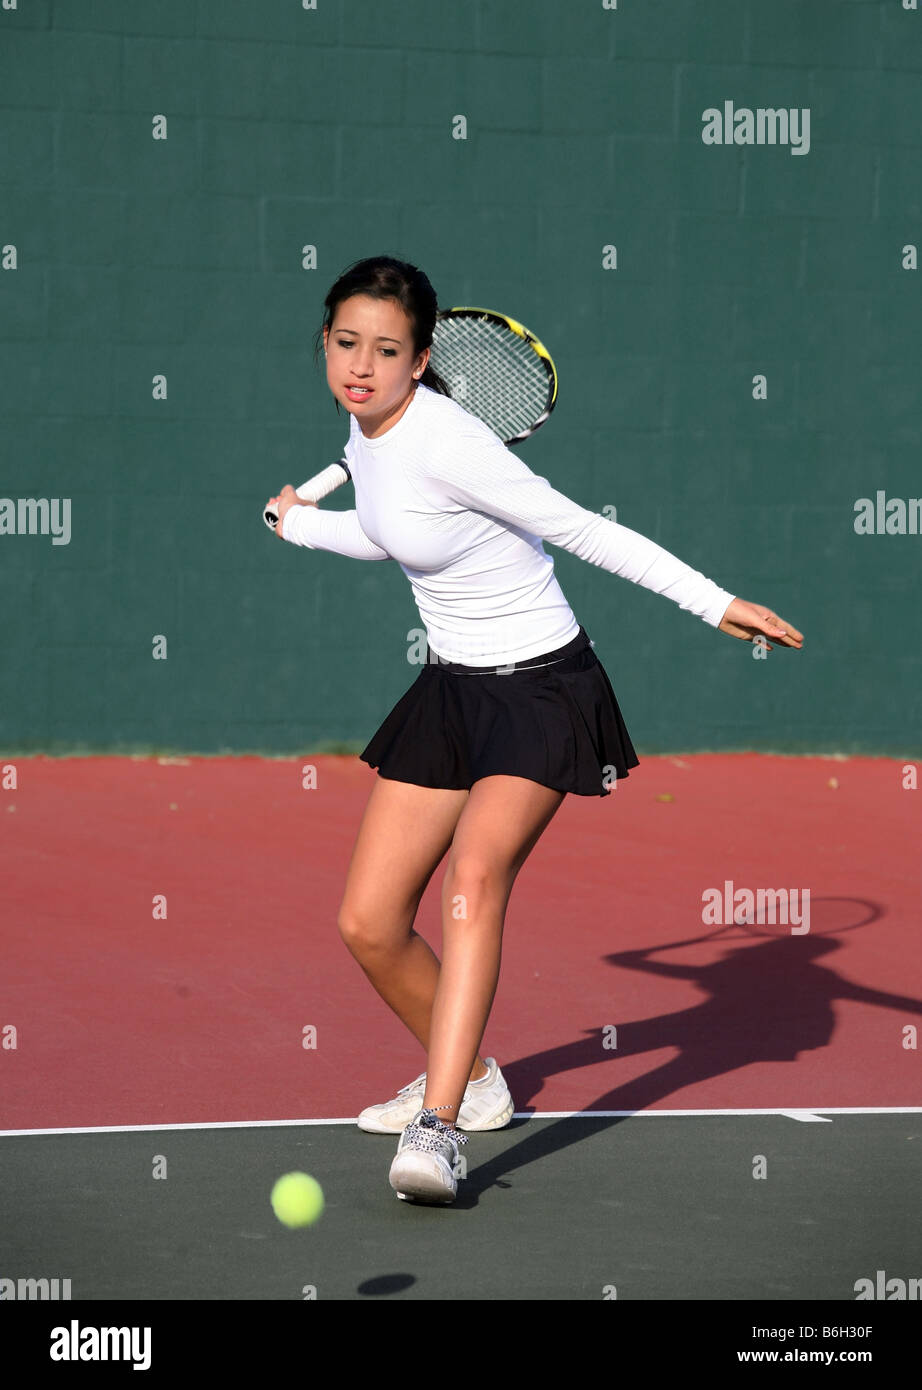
[1,1105,919,1139]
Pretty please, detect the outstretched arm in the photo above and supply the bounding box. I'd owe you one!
[427,429,803,645]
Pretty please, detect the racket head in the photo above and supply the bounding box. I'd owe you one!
[679,894,879,949]
[719,895,878,941]
[430,307,558,446]
[630,896,880,964]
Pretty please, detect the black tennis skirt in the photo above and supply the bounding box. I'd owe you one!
[359,624,640,797]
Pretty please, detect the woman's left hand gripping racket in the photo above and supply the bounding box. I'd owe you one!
[262,306,558,530]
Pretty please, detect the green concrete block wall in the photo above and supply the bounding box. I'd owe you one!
[1,0,920,756]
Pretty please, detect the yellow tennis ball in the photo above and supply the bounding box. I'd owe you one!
[270,1172,324,1229]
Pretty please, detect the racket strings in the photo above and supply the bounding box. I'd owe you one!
[432,317,552,443]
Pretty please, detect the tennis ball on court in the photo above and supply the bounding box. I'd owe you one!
[270,1172,324,1229]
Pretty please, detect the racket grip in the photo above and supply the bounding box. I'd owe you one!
[263,460,352,530]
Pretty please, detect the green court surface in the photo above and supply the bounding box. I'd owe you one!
[2,1112,917,1301]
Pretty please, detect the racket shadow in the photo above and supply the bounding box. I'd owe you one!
[458,896,919,1203]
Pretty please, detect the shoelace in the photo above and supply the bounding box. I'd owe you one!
[397,1073,428,1096]
[404,1108,469,1149]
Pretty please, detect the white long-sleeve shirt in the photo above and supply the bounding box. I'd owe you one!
[282,383,735,666]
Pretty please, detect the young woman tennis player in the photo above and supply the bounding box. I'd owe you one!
[266,256,804,1207]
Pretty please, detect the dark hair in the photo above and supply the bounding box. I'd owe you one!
[314,256,452,411]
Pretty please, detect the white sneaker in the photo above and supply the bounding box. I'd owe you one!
[389,1108,468,1204]
[357,1057,514,1134]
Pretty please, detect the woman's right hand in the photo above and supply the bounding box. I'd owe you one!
[269,485,317,538]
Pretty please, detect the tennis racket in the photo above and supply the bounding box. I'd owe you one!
[262,306,558,530]
[625,895,879,953]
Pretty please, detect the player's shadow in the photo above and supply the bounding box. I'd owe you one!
[459,897,922,1204]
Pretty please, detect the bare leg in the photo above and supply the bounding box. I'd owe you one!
[337,775,488,1083]
[421,776,567,1125]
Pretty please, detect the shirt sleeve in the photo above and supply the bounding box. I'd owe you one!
[281,503,390,561]
[425,426,735,628]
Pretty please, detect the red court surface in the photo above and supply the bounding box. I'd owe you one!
[2,753,918,1132]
